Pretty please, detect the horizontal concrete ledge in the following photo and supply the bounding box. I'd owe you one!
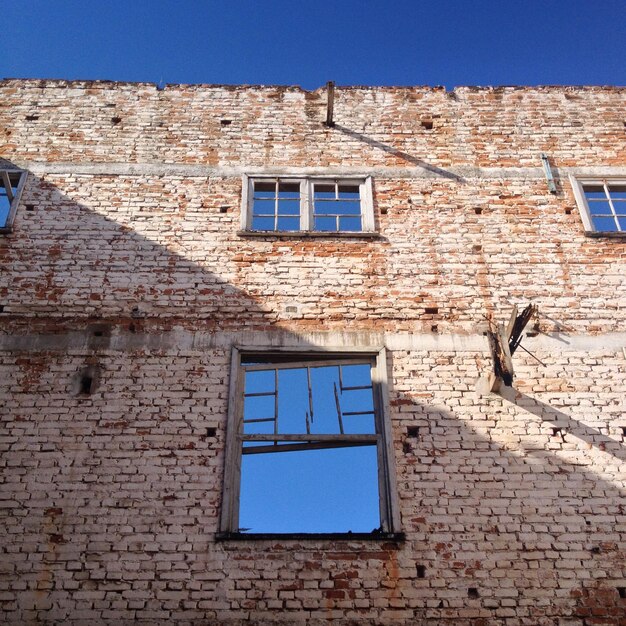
[2,329,626,354]
[18,162,626,181]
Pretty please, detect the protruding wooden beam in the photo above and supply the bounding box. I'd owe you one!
[325,81,335,127]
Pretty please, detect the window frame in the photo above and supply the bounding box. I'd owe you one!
[569,174,626,237]
[218,345,401,540]
[240,174,376,236]
[0,169,28,234]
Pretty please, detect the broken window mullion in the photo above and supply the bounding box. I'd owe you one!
[241,433,379,442]
[243,358,372,372]
[273,368,279,438]
[242,440,376,455]
[243,417,276,424]
[333,381,344,434]
[307,366,314,425]
[1,172,14,202]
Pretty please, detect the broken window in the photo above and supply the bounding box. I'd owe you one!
[241,176,375,234]
[219,349,399,537]
[570,175,626,236]
[0,170,28,232]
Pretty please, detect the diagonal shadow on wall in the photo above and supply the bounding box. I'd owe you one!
[0,164,624,623]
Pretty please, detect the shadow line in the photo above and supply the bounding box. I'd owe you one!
[333,124,466,183]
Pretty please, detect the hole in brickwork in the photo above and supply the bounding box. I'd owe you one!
[474,207,482,215]
[79,375,94,395]
[431,324,438,333]
[424,307,439,315]
[590,546,601,554]
[407,426,420,438]
[402,441,412,454]
[25,114,39,121]
[618,587,626,599]
[552,427,562,437]
[421,119,433,130]
[220,206,229,213]
[0,305,4,313]
[565,207,572,214]
[416,565,426,578]
[26,204,35,212]
[220,119,232,126]
[621,427,626,437]
[472,244,482,252]
[111,116,122,125]
[129,323,136,333]
[468,588,480,599]
[93,330,103,337]
[207,427,217,437]
[380,207,388,215]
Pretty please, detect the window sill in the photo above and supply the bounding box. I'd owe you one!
[215,531,405,542]
[584,230,626,238]
[237,230,381,239]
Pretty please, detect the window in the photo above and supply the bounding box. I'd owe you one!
[0,170,28,233]
[570,175,626,236]
[219,348,400,538]
[241,175,375,234]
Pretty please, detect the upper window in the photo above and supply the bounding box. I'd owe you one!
[219,348,400,538]
[0,170,28,233]
[570,175,626,236]
[241,176,375,234]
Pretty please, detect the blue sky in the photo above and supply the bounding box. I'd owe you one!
[2,0,625,90]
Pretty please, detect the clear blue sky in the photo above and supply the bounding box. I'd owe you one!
[2,0,625,90]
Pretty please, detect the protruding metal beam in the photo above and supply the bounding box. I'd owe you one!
[540,153,557,194]
[325,81,335,127]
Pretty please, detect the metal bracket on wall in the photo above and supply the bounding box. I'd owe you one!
[541,153,557,194]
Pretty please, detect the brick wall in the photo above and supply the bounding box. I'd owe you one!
[0,80,625,624]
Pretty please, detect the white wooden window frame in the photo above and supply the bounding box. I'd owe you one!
[241,175,375,234]
[0,170,28,234]
[570,174,626,237]
[218,345,401,539]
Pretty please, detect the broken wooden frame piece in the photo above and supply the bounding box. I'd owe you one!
[486,304,537,392]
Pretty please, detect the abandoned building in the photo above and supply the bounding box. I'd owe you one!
[0,79,625,625]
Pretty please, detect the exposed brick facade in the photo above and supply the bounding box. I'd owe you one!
[0,79,625,624]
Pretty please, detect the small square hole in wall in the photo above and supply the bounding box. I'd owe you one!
[79,374,94,395]
[474,207,483,215]
[206,427,217,437]
[424,307,439,315]
[25,204,35,212]
[407,426,420,438]
[111,116,122,125]
[220,119,232,126]
[468,588,480,599]
[421,119,434,130]
[617,587,626,599]
[220,206,229,214]
[416,565,426,578]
